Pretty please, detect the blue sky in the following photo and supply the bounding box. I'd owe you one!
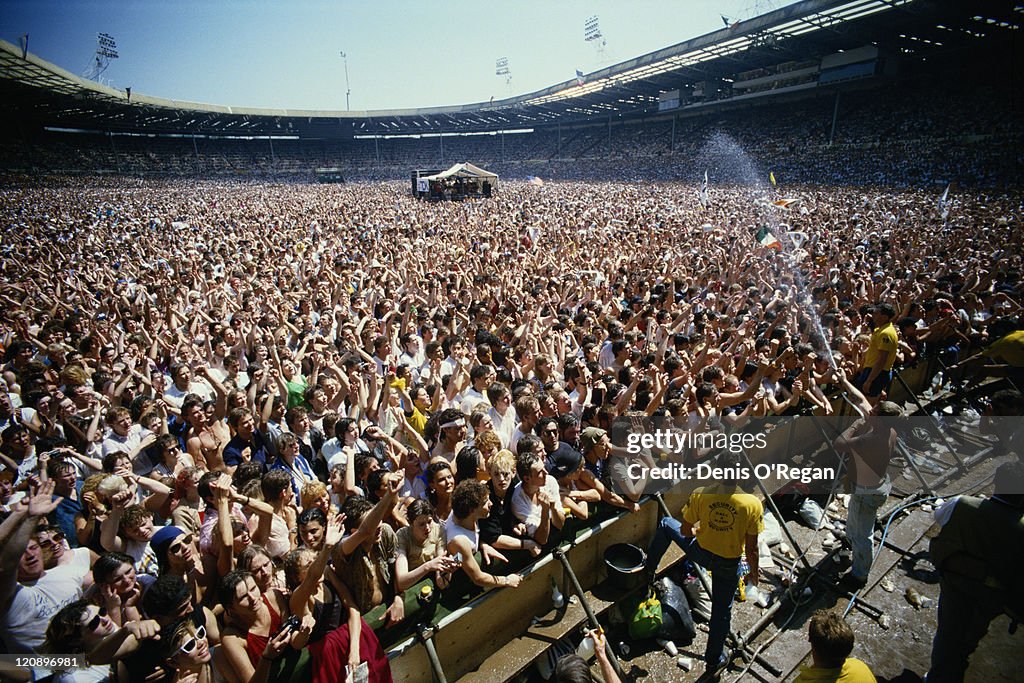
[1,1,791,111]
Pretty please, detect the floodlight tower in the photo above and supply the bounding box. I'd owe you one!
[339,51,351,111]
[495,57,511,94]
[85,32,118,81]
[584,16,606,62]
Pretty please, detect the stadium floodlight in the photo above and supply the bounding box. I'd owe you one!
[584,15,608,64]
[339,51,351,111]
[496,57,512,92]
[85,32,118,81]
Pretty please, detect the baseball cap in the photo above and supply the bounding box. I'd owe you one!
[578,427,608,454]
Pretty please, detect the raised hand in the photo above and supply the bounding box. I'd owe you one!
[110,488,133,510]
[325,513,345,547]
[27,479,62,516]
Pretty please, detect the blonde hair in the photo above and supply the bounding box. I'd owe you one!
[162,618,202,661]
[97,475,127,499]
[486,449,516,477]
[469,405,491,429]
[82,473,106,500]
[300,480,328,511]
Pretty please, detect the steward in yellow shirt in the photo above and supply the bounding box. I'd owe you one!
[645,452,763,672]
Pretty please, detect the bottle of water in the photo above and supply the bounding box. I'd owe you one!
[551,578,565,609]
[576,635,595,660]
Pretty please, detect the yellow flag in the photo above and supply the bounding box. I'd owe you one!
[769,171,777,187]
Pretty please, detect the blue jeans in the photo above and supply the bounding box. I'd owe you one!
[846,478,891,580]
[647,516,739,666]
[853,368,893,398]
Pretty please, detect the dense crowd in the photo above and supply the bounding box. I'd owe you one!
[2,81,1019,190]
[0,175,1021,682]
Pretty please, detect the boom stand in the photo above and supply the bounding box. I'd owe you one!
[553,549,627,681]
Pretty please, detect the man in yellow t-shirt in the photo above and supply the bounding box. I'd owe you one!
[855,303,898,403]
[646,452,763,676]
[984,329,1024,367]
[794,609,877,682]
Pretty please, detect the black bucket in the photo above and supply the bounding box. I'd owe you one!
[604,543,648,592]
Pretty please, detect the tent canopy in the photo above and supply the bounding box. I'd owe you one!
[424,162,498,184]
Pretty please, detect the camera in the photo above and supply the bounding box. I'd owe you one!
[276,615,302,636]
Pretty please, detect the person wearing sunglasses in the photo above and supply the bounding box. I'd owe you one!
[42,600,160,683]
[42,601,117,683]
[152,526,208,605]
[2,481,92,654]
[163,621,213,683]
[114,574,218,683]
[34,525,77,571]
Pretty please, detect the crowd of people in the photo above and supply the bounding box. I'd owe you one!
[0,172,1021,682]
[2,79,1019,190]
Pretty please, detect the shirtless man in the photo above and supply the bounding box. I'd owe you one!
[833,368,899,588]
[183,396,230,472]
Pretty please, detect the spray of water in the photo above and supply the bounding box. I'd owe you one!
[700,132,836,369]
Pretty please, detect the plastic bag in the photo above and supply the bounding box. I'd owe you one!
[628,588,663,640]
[681,566,712,622]
[656,577,696,644]
[797,498,826,529]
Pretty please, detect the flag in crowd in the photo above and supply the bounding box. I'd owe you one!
[755,225,781,250]
[938,183,950,221]
[769,171,777,187]
[699,170,709,208]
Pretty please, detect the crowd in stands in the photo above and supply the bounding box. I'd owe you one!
[1,80,1019,188]
[0,162,1021,682]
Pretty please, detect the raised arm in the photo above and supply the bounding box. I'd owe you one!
[0,482,62,611]
[289,515,344,616]
[99,488,133,553]
[339,473,401,556]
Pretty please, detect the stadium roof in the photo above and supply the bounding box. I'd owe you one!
[1,0,1018,138]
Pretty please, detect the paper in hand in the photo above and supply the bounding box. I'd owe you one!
[345,662,369,683]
